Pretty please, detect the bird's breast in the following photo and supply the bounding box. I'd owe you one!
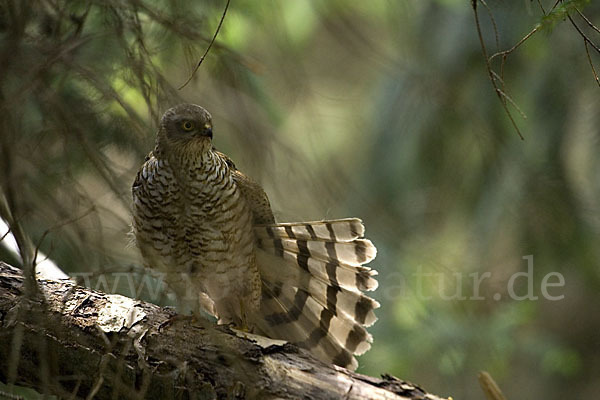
[177,161,256,271]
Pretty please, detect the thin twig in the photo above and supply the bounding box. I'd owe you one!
[480,0,500,50]
[489,26,539,63]
[584,40,600,87]
[0,226,11,243]
[496,88,528,120]
[178,0,231,90]
[32,207,96,268]
[471,0,524,140]
[536,0,547,15]
[490,70,506,86]
[565,8,600,86]
[567,14,600,54]
[479,371,508,400]
[575,8,600,34]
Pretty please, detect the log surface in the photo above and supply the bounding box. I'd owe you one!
[0,261,448,400]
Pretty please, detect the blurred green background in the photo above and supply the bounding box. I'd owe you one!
[1,1,599,399]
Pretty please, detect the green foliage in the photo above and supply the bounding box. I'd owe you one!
[539,0,592,31]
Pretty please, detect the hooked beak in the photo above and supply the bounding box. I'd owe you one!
[194,126,212,139]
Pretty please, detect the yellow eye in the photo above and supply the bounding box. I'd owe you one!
[181,121,195,131]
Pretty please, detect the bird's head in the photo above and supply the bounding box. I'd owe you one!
[157,104,214,156]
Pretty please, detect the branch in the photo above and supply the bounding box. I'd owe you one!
[471,0,526,140]
[178,0,231,89]
[0,262,449,400]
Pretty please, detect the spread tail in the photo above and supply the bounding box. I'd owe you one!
[252,218,379,370]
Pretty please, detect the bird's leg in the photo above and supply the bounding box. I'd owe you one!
[237,299,250,332]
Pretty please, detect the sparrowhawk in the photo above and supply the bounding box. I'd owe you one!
[132,104,379,370]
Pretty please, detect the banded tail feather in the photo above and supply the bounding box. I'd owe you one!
[254,218,366,242]
[257,279,370,370]
[256,249,379,326]
[253,218,379,370]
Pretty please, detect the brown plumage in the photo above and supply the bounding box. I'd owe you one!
[132,104,379,370]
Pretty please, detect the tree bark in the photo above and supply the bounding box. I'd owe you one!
[0,262,449,400]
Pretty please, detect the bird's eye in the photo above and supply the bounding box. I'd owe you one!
[181,121,195,132]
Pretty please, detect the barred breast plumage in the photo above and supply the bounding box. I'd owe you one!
[132,104,379,370]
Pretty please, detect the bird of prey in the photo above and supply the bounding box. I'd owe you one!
[132,104,379,370]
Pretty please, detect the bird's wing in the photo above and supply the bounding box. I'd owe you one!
[214,150,275,225]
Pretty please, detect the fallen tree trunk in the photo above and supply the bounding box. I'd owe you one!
[0,261,449,400]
